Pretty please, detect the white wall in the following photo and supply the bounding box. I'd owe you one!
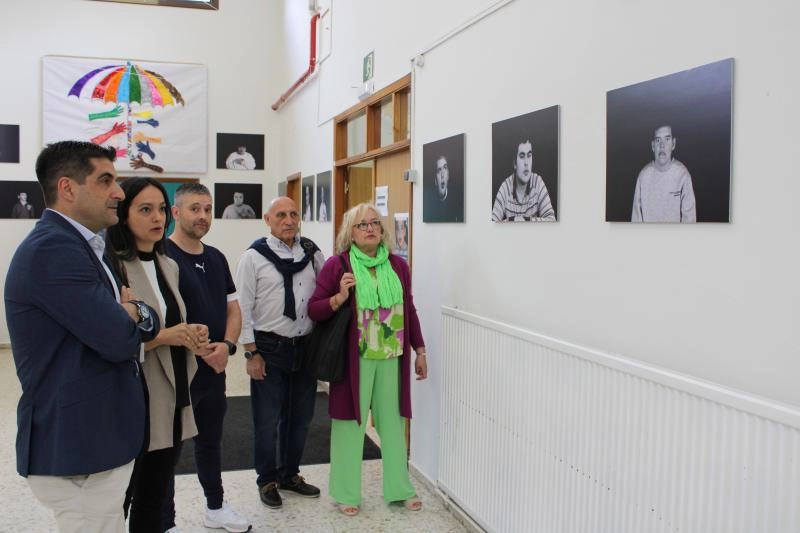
[275,0,800,482]
[1,0,798,493]
[0,0,286,342]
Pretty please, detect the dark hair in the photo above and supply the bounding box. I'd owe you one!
[174,182,210,205]
[107,178,172,261]
[652,124,673,138]
[35,141,116,206]
[512,139,533,161]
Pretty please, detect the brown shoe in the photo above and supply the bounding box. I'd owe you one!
[279,475,320,498]
[259,482,282,508]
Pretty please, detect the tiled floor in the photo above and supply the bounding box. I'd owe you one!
[0,348,468,532]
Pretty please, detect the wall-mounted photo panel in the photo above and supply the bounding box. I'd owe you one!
[43,56,208,174]
[214,182,262,219]
[316,171,331,222]
[491,106,559,222]
[0,125,20,163]
[216,133,265,170]
[277,181,287,198]
[423,133,465,223]
[606,58,733,223]
[394,212,409,260]
[301,175,314,222]
[0,181,44,219]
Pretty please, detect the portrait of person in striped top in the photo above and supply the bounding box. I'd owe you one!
[491,139,555,222]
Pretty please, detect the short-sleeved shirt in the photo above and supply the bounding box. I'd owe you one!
[166,240,237,386]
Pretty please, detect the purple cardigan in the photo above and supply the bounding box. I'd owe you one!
[308,252,424,424]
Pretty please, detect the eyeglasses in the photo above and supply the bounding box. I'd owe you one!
[353,219,382,231]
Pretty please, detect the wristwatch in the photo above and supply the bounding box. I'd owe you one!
[244,349,260,360]
[128,300,154,332]
[223,340,237,356]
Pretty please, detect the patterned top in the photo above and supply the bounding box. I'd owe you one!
[357,303,405,360]
[491,173,555,221]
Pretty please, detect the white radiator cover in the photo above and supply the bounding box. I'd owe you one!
[438,307,800,533]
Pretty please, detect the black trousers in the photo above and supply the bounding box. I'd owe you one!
[162,375,227,530]
[126,407,182,533]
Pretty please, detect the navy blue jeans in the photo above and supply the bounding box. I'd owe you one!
[163,372,227,529]
[251,333,317,488]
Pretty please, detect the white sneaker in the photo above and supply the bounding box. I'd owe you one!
[164,528,181,533]
[204,503,252,532]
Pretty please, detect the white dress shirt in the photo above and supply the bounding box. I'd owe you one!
[235,234,325,344]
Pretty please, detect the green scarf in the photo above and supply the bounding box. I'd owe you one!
[349,243,404,310]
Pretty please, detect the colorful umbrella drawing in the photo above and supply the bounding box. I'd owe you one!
[67,62,184,167]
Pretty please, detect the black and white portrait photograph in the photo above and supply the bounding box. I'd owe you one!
[606,58,733,223]
[423,133,465,223]
[301,175,314,222]
[491,106,559,222]
[216,132,265,170]
[0,181,44,219]
[316,170,331,222]
[0,124,20,163]
[214,182,262,219]
[394,212,409,260]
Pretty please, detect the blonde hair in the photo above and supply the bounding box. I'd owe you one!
[334,203,387,254]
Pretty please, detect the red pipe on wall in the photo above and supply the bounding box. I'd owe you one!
[271,12,320,111]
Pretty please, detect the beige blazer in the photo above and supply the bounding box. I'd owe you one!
[124,254,198,452]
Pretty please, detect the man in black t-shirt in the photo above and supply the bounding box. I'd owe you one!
[163,183,250,533]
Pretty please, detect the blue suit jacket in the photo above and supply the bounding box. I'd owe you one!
[5,210,146,477]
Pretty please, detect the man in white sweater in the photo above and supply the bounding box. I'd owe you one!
[631,125,696,223]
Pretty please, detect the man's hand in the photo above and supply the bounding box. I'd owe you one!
[120,286,141,322]
[246,354,267,381]
[201,342,229,374]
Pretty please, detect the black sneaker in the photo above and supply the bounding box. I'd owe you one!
[259,482,282,508]
[279,475,320,498]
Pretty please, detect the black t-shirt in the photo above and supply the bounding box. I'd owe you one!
[166,240,236,386]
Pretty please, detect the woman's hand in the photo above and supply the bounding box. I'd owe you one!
[160,323,204,352]
[331,272,356,310]
[338,272,355,300]
[190,323,209,347]
[415,349,428,381]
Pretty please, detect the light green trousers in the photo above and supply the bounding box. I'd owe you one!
[329,357,416,506]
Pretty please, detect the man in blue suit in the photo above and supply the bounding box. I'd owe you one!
[4,141,160,532]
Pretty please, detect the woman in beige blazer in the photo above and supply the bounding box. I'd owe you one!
[107,177,208,532]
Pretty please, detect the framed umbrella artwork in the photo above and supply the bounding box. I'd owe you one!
[43,55,208,174]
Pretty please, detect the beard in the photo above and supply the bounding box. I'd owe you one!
[183,222,209,239]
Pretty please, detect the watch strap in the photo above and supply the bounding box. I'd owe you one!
[244,349,260,360]
[224,340,237,356]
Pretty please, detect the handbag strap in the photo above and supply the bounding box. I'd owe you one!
[339,253,356,317]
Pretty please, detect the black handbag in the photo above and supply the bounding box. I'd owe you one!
[305,254,352,382]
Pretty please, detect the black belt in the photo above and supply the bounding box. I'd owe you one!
[256,330,307,346]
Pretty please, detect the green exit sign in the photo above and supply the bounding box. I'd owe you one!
[362,51,374,83]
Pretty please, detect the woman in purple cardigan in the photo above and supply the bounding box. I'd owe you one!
[308,203,428,517]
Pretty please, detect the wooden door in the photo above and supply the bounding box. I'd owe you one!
[375,150,411,262]
[286,173,301,209]
[345,161,374,211]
